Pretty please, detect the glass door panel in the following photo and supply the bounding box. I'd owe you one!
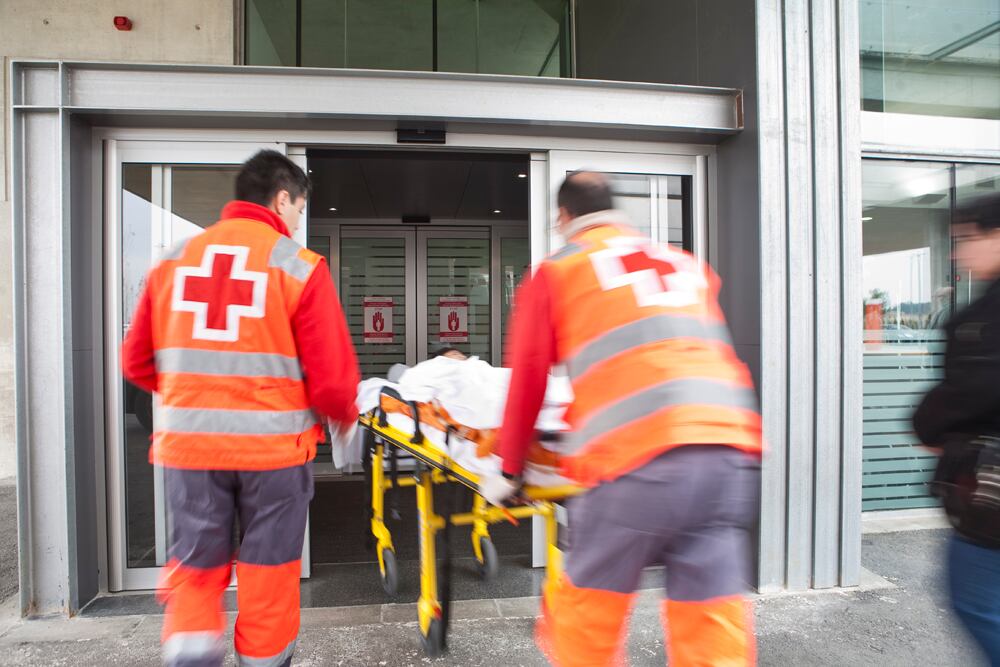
[548,151,704,258]
[340,231,415,379]
[108,141,289,591]
[418,231,492,363]
[120,163,240,571]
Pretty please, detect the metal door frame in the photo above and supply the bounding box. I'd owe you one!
[104,139,294,591]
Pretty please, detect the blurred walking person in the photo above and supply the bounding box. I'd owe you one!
[480,171,762,666]
[915,192,1000,666]
[122,150,359,667]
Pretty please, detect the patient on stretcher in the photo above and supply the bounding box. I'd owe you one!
[353,353,573,487]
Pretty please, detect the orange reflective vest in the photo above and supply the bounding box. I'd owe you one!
[545,223,762,486]
[144,216,325,470]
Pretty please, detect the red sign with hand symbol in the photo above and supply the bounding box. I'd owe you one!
[363,297,393,344]
[439,296,468,343]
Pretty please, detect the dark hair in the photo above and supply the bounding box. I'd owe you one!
[235,150,311,206]
[431,346,462,358]
[557,171,614,218]
[954,191,1000,232]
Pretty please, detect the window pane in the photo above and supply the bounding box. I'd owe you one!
[476,0,569,76]
[170,166,239,231]
[656,175,688,250]
[860,159,952,511]
[346,0,433,71]
[607,173,653,239]
[301,0,347,68]
[861,0,1000,120]
[246,0,297,66]
[437,0,479,73]
[252,0,572,76]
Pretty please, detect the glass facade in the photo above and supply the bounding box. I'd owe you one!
[861,0,1000,120]
[247,0,572,77]
[861,159,1000,511]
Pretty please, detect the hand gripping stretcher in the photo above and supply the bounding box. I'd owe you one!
[359,386,581,656]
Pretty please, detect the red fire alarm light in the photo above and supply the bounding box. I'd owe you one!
[114,16,133,31]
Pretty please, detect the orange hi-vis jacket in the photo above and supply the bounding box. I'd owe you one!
[143,216,325,471]
[501,217,762,487]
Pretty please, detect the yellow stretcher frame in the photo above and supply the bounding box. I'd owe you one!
[359,404,580,657]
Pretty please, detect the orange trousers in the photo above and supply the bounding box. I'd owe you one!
[538,446,759,666]
[159,464,313,667]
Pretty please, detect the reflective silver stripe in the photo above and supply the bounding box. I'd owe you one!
[269,235,313,281]
[159,406,317,435]
[571,378,759,453]
[548,242,582,261]
[237,640,296,667]
[156,348,303,380]
[567,315,734,380]
[163,631,224,664]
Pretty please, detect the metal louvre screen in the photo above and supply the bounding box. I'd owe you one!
[862,331,944,510]
[424,237,491,362]
[341,236,408,379]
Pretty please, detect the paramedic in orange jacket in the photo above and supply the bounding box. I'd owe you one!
[481,172,762,666]
[122,150,359,667]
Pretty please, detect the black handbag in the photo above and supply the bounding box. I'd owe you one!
[931,435,1000,549]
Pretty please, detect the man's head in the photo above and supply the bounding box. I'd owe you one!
[235,150,311,236]
[952,192,1000,281]
[556,171,613,231]
[431,346,468,361]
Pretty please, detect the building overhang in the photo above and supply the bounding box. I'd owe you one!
[11,60,743,141]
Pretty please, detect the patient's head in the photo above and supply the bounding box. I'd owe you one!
[432,346,468,361]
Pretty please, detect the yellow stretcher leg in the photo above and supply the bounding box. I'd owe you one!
[415,469,445,654]
[370,441,398,596]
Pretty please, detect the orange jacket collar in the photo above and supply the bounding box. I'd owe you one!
[220,200,291,238]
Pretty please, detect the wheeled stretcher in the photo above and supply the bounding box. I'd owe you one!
[360,386,580,656]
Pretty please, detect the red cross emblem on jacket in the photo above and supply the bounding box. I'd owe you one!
[589,237,705,308]
[171,244,268,342]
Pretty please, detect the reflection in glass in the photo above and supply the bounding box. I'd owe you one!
[860,160,952,512]
[861,0,999,119]
[246,0,297,66]
[955,164,1000,306]
[346,0,434,71]
[602,173,689,248]
[250,0,572,77]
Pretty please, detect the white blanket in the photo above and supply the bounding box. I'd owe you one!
[340,356,574,486]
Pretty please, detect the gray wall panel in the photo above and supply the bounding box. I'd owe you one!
[783,0,817,592]
[70,116,99,608]
[755,0,863,590]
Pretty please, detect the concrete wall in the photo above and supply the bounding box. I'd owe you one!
[0,2,236,478]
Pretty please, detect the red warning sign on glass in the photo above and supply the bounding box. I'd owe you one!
[363,297,394,344]
[438,296,468,343]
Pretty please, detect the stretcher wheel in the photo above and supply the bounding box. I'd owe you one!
[420,618,445,657]
[476,537,499,581]
[380,547,399,597]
